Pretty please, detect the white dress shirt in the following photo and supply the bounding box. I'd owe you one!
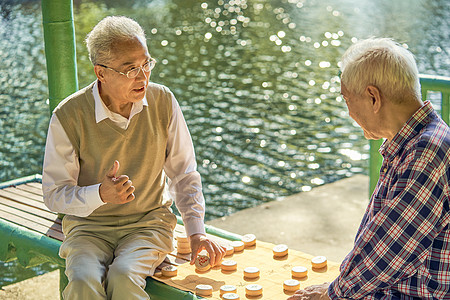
[42,81,206,236]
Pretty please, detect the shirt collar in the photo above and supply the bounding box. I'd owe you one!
[92,80,148,123]
[379,101,435,158]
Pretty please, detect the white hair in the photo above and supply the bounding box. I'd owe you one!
[85,16,146,65]
[340,38,421,103]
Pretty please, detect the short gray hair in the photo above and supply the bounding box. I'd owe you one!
[340,38,421,103]
[85,16,146,65]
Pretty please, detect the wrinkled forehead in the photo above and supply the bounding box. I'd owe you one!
[109,36,149,64]
[111,36,147,53]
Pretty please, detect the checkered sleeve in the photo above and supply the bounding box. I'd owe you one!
[328,143,447,299]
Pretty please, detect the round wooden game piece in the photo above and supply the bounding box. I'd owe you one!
[221,260,238,272]
[177,240,190,247]
[273,244,289,257]
[195,254,211,271]
[177,249,191,254]
[177,241,190,248]
[241,233,256,247]
[195,284,213,297]
[177,244,191,254]
[291,266,308,278]
[243,266,260,279]
[161,265,177,277]
[283,279,300,292]
[311,256,327,268]
[222,292,240,299]
[231,240,245,252]
[245,284,263,296]
[225,244,234,256]
[177,234,189,244]
[220,284,237,295]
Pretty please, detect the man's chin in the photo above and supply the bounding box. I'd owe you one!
[363,131,382,140]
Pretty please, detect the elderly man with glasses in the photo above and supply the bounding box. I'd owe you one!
[42,16,225,299]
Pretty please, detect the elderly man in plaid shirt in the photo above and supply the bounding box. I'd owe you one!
[289,38,450,299]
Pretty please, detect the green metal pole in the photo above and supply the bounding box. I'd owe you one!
[419,74,450,125]
[369,139,383,197]
[41,2,78,297]
[442,93,450,125]
[41,0,78,112]
[368,75,450,197]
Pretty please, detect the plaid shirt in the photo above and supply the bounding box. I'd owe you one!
[329,101,450,299]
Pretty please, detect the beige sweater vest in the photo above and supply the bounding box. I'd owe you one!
[54,81,173,219]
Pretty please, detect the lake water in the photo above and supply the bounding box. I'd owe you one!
[0,0,448,287]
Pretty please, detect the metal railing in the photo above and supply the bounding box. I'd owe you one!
[369,74,450,195]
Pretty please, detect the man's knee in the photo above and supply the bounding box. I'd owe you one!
[66,263,104,285]
[107,260,146,287]
[63,268,106,300]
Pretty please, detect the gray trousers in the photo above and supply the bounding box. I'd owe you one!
[59,206,176,300]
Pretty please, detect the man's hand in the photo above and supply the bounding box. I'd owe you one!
[287,283,331,300]
[99,160,135,204]
[189,233,226,267]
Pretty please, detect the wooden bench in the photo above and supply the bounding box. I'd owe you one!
[0,175,240,299]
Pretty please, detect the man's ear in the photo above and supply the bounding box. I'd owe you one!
[94,65,106,82]
[366,85,382,114]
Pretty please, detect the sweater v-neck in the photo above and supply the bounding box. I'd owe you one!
[86,82,145,137]
[102,111,141,136]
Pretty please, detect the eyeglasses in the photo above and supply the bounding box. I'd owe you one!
[98,58,156,79]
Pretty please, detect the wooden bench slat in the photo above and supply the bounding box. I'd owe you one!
[0,202,62,234]
[0,209,64,241]
[15,184,43,196]
[0,189,49,211]
[47,226,65,241]
[2,187,45,203]
[0,196,60,224]
[26,182,44,189]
